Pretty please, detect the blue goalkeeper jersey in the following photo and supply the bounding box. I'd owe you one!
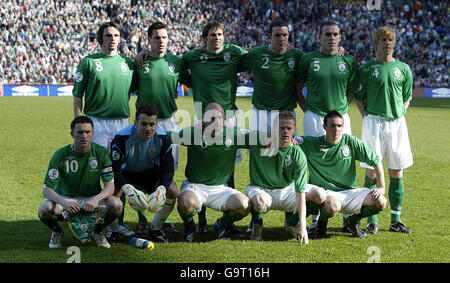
[110,125,174,188]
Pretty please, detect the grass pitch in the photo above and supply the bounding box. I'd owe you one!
[0,96,449,263]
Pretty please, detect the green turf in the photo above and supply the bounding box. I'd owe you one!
[0,96,449,263]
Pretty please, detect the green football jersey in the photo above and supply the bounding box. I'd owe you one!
[170,126,260,186]
[134,53,190,119]
[249,144,307,193]
[356,58,413,119]
[240,45,304,111]
[182,44,247,115]
[72,52,134,118]
[297,50,358,115]
[298,134,379,192]
[43,143,114,197]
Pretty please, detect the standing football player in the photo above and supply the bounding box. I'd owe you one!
[356,26,414,234]
[72,21,136,239]
[296,21,358,229]
[38,116,122,249]
[131,21,190,235]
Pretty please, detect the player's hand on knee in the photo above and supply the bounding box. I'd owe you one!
[148,185,166,212]
[82,198,99,212]
[64,199,81,214]
[121,184,149,211]
[371,187,385,200]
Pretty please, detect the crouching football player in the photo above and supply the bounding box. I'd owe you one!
[297,111,387,239]
[246,112,326,243]
[109,104,179,243]
[38,116,122,249]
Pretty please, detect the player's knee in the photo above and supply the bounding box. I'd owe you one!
[375,196,387,210]
[229,193,250,216]
[178,191,198,212]
[307,186,326,204]
[106,196,122,216]
[38,200,54,219]
[251,194,268,212]
[324,198,340,216]
[167,182,179,199]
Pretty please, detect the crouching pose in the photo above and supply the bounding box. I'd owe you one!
[173,103,265,242]
[297,110,387,239]
[39,116,122,249]
[247,111,327,244]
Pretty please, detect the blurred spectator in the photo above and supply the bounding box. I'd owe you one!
[0,0,448,87]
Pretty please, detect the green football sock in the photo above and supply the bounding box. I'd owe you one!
[39,213,62,233]
[389,177,404,224]
[286,211,299,227]
[318,207,332,221]
[306,201,321,217]
[137,210,147,225]
[349,206,382,225]
[177,206,198,229]
[250,208,267,226]
[218,210,246,227]
[364,175,377,189]
[197,206,207,225]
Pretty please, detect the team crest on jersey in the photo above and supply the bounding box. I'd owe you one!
[225,138,232,148]
[148,146,156,154]
[75,72,83,82]
[111,150,121,161]
[89,159,98,170]
[48,169,59,180]
[120,62,128,73]
[393,68,402,79]
[223,52,231,62]
[200,54,208,63]
[338,62,346,72]
[284,155,293,167]
[341,145,350,158]
[288,58,295,69]
[168,63,175,73]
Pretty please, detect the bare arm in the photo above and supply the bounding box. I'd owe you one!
[83,181,114,212]
[347,92,355,104]
[404,99,411,111]
[43,187,80,214]
[73,96,83,117]
[295,192,309,244]
[370,162,386,200]
[296,82,307,113]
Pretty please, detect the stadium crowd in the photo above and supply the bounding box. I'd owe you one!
[0,0,448,88]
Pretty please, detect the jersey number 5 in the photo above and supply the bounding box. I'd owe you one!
[313,60,320,72]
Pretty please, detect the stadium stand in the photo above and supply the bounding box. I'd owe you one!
[0,0,448,88]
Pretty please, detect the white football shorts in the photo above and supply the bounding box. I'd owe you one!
[180,180,241,212]
[246,183,309,213]
[88,116,129,152]
[326,188,370,215]
[158,114,179,171]
[303,110,352,137]
[360,115,413,170]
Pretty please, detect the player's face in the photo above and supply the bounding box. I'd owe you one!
[150,28,169,57]
[270,26,289,54]
[136,114,157,141]
[71,123,93,153]
[202,108,224,137]
[102,26,121,54]
[319,25,341,54]
[376,36,395,59]
[324,116,344,144]
[206,27,224,53]
[278,118,296,147]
